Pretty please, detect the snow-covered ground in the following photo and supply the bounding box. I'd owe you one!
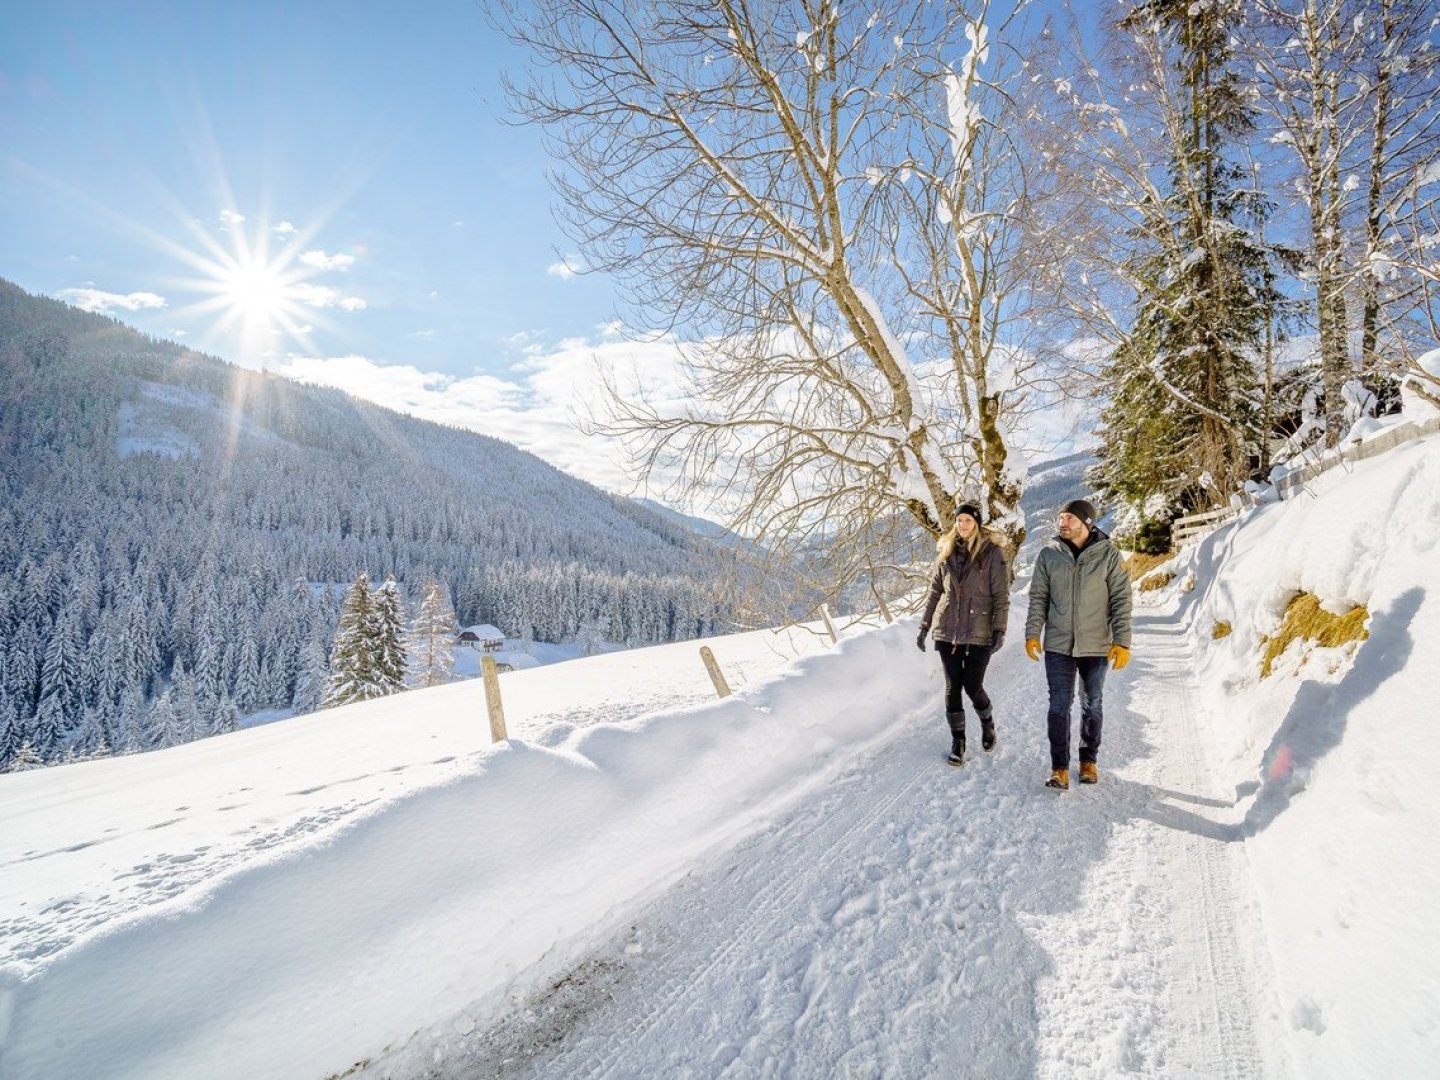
[2,433,1436,1079]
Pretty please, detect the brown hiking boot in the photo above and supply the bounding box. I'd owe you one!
[1079,761,1099,785]
[1045,768,1069,791]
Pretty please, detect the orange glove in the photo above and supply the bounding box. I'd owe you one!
[1109,644,1131,670]
[1025,637,1042,661]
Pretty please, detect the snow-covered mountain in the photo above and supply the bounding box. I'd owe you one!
[0,279,734,768]
[2,424,1435,1078]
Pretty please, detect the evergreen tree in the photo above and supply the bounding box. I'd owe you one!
[146,690,189,750]
[6,739,44,772]
[291,628,330,715]
[373,577,408,695]
[0,688,21,767]
[210,693,240,736]
[36,604,85,755]
[72,705,110,758]
[323,571,383,708]
[1096,0,1287,514]
[232,619,263,713]
[405,578,457,688]
[117,685,147,753]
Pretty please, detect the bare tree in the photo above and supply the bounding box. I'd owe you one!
[493,0,1049,608]
[1246,0,1440,438]
[1353,0,1440,406]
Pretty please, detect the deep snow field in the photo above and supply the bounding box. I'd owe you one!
[2,431,1437,1079]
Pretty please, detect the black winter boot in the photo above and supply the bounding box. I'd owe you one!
[979,712,996,753]
[946,711,966,766]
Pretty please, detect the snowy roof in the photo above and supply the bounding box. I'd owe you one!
[459,624,505,640]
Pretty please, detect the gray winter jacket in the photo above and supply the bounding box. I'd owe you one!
[920,539,1010,647]
[1024,529,1133,657]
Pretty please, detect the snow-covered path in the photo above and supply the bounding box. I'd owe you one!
[372,608,1279,1079]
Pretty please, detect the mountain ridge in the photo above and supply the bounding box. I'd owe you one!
[0,277,732,766]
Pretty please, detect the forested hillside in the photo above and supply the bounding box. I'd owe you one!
[0,280,733,767]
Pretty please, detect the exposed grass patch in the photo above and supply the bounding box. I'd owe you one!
[1138,571,1175,593]
[1125,551,1174,582]
[1260,592,1370,678]
[1212,620,1233,639]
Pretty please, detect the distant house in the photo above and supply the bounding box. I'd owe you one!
[457,624,505,652]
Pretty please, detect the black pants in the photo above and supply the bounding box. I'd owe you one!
[936,641,993,719]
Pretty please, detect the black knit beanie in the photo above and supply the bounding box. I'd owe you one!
[1060,499,1096,527]
[954,502,984,526]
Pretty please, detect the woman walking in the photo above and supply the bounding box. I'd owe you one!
[916,503,1010,766]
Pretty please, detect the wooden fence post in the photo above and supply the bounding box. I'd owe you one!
[699,646,732,698]
[819,603,838,644]
[481,654,508,743]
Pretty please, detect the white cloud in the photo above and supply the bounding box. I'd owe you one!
[218,209,245,229]
[299,249,355,271]
[274,220,298,236]
[58,288,168,314]
[546,254,587,280]
[272,330,693,498]
[290,283,367,311]
[409,329,435,339]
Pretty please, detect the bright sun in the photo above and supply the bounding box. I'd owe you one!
[221,260,289,320]
[165,222,334,366]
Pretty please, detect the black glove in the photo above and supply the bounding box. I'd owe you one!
[916,627,929,652]
[991,630,1005,652]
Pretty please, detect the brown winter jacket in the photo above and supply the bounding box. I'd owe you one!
[920,538,1010,647]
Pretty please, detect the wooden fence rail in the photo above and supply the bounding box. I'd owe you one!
[1171,412,1440,550]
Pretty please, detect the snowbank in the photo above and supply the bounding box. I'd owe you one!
[1146,432,1440,1077]
[0,620,925,1080]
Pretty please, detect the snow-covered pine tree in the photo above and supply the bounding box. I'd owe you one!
[0,687,21,768]
[35,603,85,753]
[323,571,383,708]
[372,577,407,696]
[292,627,330,714]
[231,617,263,713]
[210,693,240,736]
[5,739,44,773]
[1095,0,1285,516]
[117,685,147,754]
[405,578,457,689]
[145,690,189,750]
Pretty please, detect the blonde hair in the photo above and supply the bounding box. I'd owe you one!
[936,520,989,564]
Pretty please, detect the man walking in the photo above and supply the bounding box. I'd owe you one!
[1024,499,1133,790]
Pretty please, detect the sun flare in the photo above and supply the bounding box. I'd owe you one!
[221,259,290,320]
[156,206,358,368]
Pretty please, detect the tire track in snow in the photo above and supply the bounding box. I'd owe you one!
[391,664,1094,1080]
[373,614,1277,1080]
[514,722,943,1080]
[1029,617,1270,1079]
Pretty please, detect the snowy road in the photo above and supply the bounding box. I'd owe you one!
[372,607,1281,1079]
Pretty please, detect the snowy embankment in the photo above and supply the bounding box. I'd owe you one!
[0,623,923,1079]
[1167,431,1440,1075]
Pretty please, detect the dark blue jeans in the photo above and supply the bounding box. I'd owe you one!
[1044,651,1107,770]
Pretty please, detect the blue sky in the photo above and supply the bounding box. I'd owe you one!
[2,0,1090,499]
[2,1,666,487]
[2,0,620,361]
